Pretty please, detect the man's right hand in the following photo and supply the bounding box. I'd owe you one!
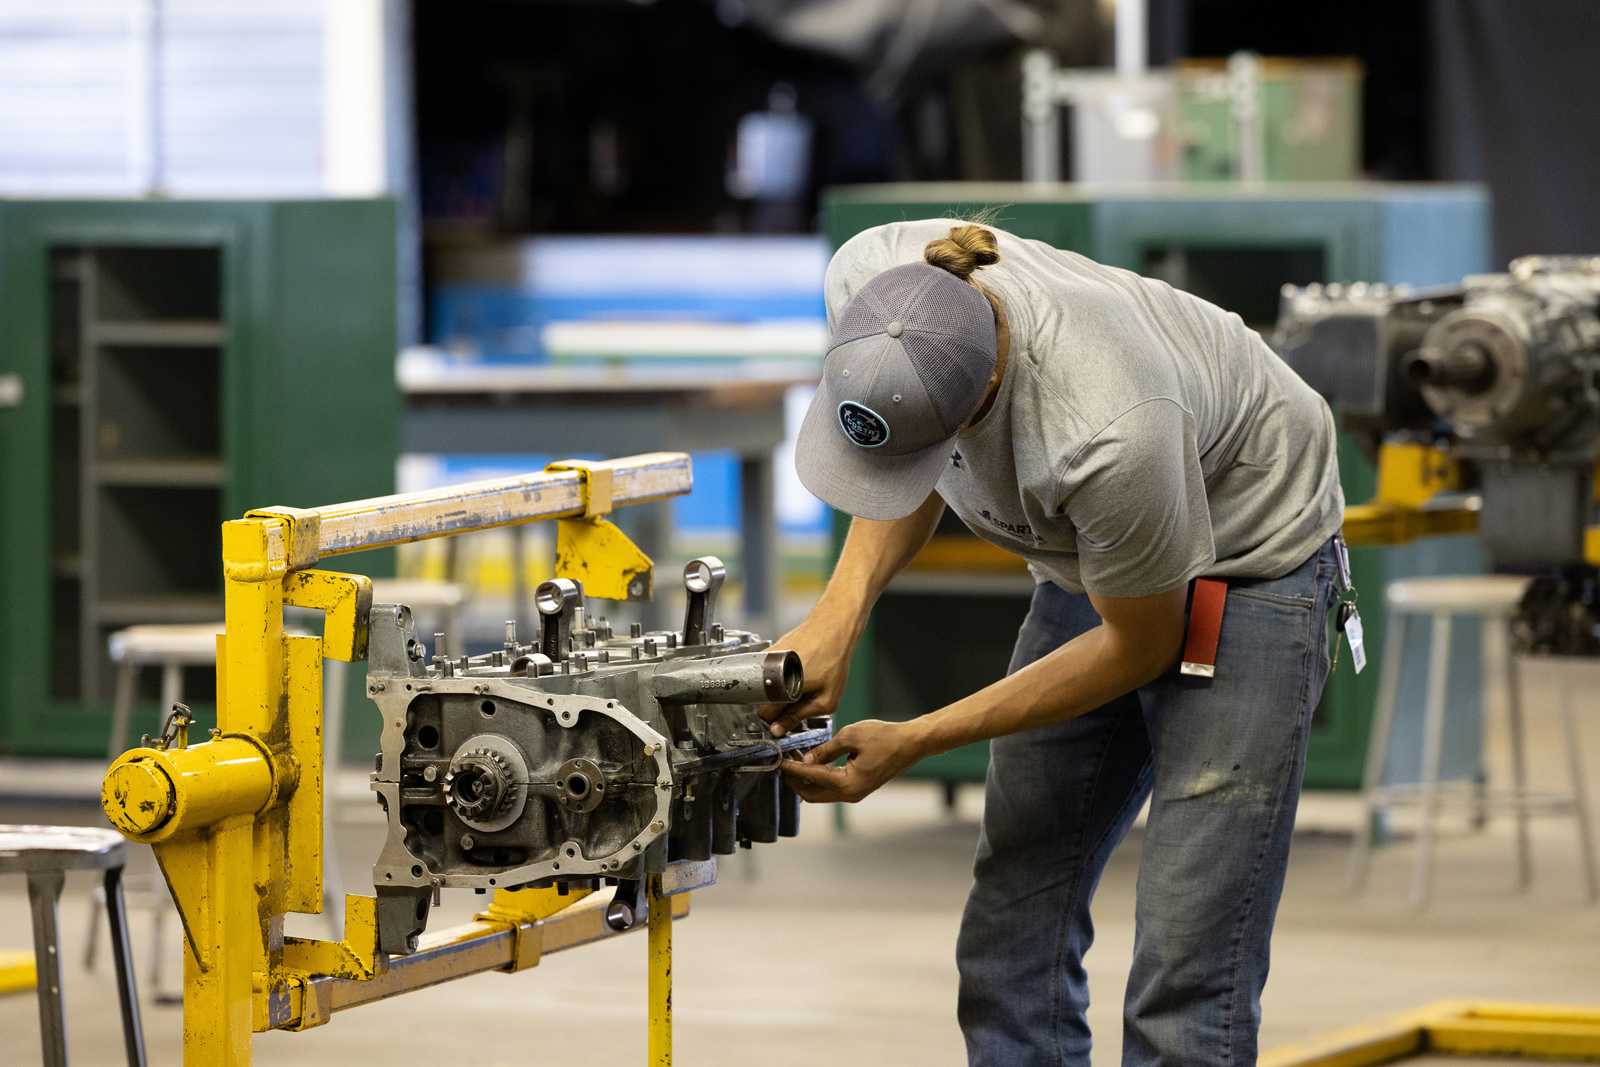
[762,609,858,736]
[760,492,946,736]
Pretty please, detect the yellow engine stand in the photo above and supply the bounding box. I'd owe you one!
[1340,440,1479,548]
[1342,439,1600,561]
[100,453,698,1065]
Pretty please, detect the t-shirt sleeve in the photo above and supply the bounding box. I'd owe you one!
[1057,398,1216,598]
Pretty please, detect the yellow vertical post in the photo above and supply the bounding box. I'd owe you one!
[190,516,289,1066]
[648,876,672,1066]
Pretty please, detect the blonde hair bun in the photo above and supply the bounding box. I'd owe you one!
[923,224,1000,282]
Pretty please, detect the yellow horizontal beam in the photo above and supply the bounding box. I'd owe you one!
[1429,1017,1600,1059]
[1263,1001,1600,1066]
[906,536,1028,573]
[1342,502,1479,548]
[1259,1006,1435,1067]
[1456,1003,1600,1025]
[1429,1003,1600,1060]
[252,452,693,565]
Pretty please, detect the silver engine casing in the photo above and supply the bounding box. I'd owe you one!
[365,558,826,953]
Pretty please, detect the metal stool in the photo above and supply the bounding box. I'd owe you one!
[1,825,146,1066]
[1349,574,1600,907]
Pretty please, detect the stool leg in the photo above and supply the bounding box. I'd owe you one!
[1349,611,1409,892]
[26,869,68,1067]
[103,867,149,1066]
[108,660,137,759]
[148,902,177,1005]
[1504,628,1533,890]
[158,662,181,720]
[1558,668,1600,903]
[82,884,108,974]
[90,660,140,974]
[1411,612,1452,910]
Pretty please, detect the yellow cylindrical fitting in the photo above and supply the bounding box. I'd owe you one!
[102,737,275,843]
[103,759,176,835]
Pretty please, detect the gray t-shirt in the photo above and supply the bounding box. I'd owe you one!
[824,220,1345,598]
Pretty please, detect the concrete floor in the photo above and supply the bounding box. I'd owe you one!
[4,668,1599,1065]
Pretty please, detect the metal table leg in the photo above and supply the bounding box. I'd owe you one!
[1349,611,1408,892]
[107,660,138,759]
[26,869,67,1067]
[1411,612,1454,910]
[1504,631,1533,890]
[103,867,149,1066]
[739,454,777,637]
[619,500,673,632]
[511,524,530,635]
[1558,668,1600,903]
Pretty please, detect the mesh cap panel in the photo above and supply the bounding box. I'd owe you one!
[826,262,997,433]
[900,330,996,433]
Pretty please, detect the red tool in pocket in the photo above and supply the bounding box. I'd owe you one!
[1180,578,1228,678]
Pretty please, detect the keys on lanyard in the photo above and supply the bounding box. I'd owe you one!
[1331,536,1366,674]
[1334,600,1367,674]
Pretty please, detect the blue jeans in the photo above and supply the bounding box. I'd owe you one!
[956,539,1338,1067]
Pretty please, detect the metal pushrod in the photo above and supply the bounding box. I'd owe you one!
[294,452,692,561]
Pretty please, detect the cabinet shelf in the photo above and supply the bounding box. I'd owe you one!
[95,457,225,487]
[8,199,398,742]
[90,320,226,347]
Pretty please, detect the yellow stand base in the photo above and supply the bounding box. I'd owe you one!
[1262,1001,1600,1065]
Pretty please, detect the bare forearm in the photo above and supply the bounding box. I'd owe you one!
[813,493,945,636]
[907,620,1179,757]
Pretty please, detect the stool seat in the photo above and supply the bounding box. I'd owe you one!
[371,577,465,611]
[1384,574,1530,616]
[0,825,125,874]
[8,824,146,1065]
[108,623,225,665]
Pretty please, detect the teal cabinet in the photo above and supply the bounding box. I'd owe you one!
[0,199,398,757]
[821,182,1490,790]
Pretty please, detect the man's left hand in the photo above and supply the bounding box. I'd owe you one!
[781,719,925,804]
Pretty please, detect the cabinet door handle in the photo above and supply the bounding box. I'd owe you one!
[0,374,22,409]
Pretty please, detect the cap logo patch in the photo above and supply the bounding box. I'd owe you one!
[837,401,890,449]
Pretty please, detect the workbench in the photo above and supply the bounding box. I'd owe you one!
[400,352,815,635]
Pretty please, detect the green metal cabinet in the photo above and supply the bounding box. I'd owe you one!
[0,199,399,758]
[821,182,1490,791]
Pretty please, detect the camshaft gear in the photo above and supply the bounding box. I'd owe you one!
[445,747,520,828]
[445,749,513,819]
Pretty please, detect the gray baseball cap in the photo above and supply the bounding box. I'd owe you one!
[797,262,998,520]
